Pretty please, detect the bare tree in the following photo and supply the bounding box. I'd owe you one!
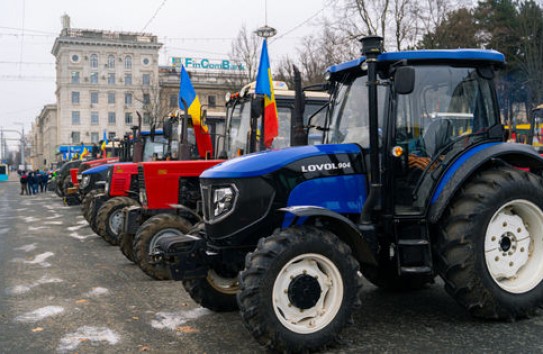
[227,24,261,91]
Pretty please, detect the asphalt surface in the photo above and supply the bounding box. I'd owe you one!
[1,172,543,353]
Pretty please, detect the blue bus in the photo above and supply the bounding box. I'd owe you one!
[0,163,8,182]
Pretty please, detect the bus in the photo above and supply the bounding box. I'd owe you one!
[0,163,9,182]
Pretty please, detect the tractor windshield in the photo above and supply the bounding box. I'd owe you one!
[142,135,169,161]
[395,65,499,158]
[325,74,386,147]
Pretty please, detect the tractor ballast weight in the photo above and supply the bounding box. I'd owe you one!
[155,36,543,352]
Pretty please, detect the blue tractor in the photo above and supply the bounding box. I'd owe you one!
[157,36,543,352]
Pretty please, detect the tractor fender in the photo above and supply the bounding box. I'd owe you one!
[429,142,543,223]
[279,205,378,266]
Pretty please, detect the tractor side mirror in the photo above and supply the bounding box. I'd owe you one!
[163,119,173,139]
[394,66,415,95]
[251,96,263,119]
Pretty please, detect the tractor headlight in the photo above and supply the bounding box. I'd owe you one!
[211,185,237,221]
[80,175,90,189]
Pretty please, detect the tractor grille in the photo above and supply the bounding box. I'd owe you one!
[137,165,145,191]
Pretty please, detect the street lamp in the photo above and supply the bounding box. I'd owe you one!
[254,25,277,39]
[13,123,26,170]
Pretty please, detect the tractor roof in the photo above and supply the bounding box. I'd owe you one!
[326,49,505,75]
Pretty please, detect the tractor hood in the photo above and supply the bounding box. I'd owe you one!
[82,161,132,175]
[201,144,363,179]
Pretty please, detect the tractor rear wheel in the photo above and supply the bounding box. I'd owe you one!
[81,189,100,223]
[133,214,191,280]
[237,226,362,352]
[436,166,543,319]
[96,197,138,245]
[182,222,239,311]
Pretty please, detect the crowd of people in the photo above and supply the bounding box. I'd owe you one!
[18,169,50,195]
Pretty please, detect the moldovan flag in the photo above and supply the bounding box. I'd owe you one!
[80,147,89,160]
[101,140,107,158]
[179,65,213,158]
[255,39,278,148]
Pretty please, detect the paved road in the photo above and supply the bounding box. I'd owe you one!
[1,172,543,353]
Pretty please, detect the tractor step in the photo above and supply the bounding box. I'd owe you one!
[394,218,433,275]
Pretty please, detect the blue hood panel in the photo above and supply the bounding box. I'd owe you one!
[201,144,363,179]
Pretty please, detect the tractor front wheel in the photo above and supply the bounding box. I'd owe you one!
[133,214,191,280]
[81,189,101,223]
[95,197,138,245]
[237,226,362,352]
[437,166,543,319]
[183,267,239,312]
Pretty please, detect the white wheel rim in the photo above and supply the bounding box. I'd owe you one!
[109,210,124,236]
[272,253,343,334]
[485,199,543,293]
[148,228,182,253]
[207,270,238,295]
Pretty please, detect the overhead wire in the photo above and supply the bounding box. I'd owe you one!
[141,0,168,32]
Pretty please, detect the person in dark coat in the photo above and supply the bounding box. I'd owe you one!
[39,170,48,192]
[20,171,28,195]
[27,172,38,195]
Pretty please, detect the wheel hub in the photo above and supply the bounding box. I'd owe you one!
[288,274,321,309]
[485,208,532,283]
[109,210,124,235]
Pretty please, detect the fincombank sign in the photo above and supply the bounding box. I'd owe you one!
[171,57,246,72]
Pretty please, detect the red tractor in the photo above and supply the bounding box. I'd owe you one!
[123,76,329,280]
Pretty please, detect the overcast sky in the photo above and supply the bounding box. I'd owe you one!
[0,0,331,148]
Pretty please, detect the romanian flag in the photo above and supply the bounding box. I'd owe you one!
[179,65,213,158]
[80,147,89,160]
[255,39,278,148]
[101,140,107,158]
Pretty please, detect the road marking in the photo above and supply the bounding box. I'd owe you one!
[150,309,211,330]
[15,306,64,323]
[6,275,63,295]
[57,326,120,353]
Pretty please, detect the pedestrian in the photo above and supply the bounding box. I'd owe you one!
[40,170,49,192]
[27,172,37,195]
[19,171,28,195]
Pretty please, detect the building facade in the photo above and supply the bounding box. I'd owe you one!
[30,15,247,169]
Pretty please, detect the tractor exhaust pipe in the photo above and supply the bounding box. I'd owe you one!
[360,35,383,225]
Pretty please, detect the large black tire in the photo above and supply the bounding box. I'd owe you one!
[118,230,136,263]
[238,226,362,353]
[62,175,72,196]
[96,197,138,245]
[436,166,543,319]
[81,189,101,223]
[182,223,240,312]
[133,214,192,280]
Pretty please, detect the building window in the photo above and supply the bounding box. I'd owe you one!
[208,95,217,108]
[108,73,115,85]
[91,111,99,125]
[125,55,132,70]
[91,132,99,143]
[71,71,80,84]
[143,112,151,125]
[90,54,99,68]
[90,72,98,84]
[124,73,132,85]
[142,73,151,86]
[125,112,133,125]
[108,55,115,69]
[71,131,81,144]
[71,91,80,104]
[90,91,99,104]
[125,92,133,105]
[72,111,81,125]
[108,112,116,125]
[108,92,115,104]
[143,93,150,105]
[169,94,177,108]
[108,132,116,141]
